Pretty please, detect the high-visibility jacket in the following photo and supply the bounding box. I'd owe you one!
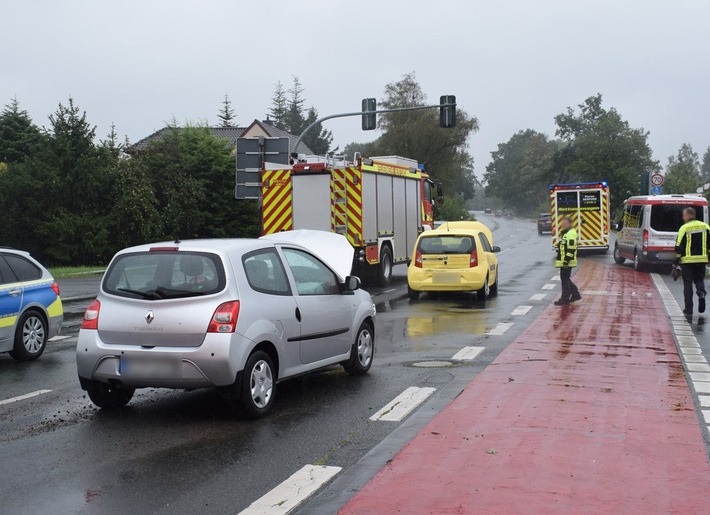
[675,220,710,264]
[555,228,578,268]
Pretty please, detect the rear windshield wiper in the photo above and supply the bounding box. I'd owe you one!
[117,288,160,300]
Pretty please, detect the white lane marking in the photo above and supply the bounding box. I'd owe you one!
[689,372,710,383]
[542,284,556,290]
[239,464,341,515]
[511,305,532,316]
[488,323,514,336]
[370,387,436,422]
[686,363,710,372]
[694,382,710,394]
[0,389,52,406]
[583,290,621,296]
[680,347,703,355]
[529,293,547,301]
[700,396,710,408]
[451,346,484,361]
[684,354,709,363]
[384,288,396,293]
[49,335,70,342]
[677,336,700,348]
[551,276,561,281]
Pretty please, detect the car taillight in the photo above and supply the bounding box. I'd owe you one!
[643,229,649,248]
[51,282,60,296]
[81,299,101,330]
[208,301,240,333]
[470,250,478,267]
[414,249,423,268]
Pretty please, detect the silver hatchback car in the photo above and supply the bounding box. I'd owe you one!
[76,231,376,418]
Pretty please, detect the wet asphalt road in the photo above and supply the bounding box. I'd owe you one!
[1,215,575,514]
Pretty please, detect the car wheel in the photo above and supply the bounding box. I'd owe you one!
[408,286,420,300]
[376,246,393,287]
[634,251,646,272]
[239,351,276,419]
[489,268,499,297]
[477,276,490,302]
[613,245,626,265]
[343,321,374,376]
[85,380,135,409]
[9,311,48,362]
[538,228,543,235]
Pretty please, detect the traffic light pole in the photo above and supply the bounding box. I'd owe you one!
[291,103,456,158]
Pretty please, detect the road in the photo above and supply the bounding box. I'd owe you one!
[3,215,699,514]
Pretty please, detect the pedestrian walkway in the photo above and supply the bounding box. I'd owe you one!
[341,261,710,514]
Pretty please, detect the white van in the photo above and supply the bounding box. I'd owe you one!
[613,194,709,271]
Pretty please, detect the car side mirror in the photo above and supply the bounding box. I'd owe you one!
[492,246,501,253]
[344,275,361,292]
[612,222,620,231]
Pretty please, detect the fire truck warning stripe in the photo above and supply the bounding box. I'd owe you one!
[263,185,291,221]
[264,199,293,234]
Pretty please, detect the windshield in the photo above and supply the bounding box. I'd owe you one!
[650,204,704,232]
[418,235,475,254]
[103,251,226,300]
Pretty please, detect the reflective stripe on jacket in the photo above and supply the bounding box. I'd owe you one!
[676,220,710,264]
[555,228,578,268]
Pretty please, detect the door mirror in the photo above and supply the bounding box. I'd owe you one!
[612,221,621,231]
[492,246,501,253]
[344,275,361,292]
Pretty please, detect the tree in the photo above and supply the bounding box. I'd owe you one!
[551,94,658,213]
[269,81,288,128]
[0,97,44,165]
[701,146,710,183]
[665,143,701,194]
[484,130,557,214]
[301,107,333,155]
[217,93,236,127]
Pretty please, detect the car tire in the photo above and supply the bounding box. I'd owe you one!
[634,251,646,272]
[477,276,490,302]
[85,381,135,409]
[489,268,499,297]
[613,245,626,265]
[343,321,374,376]
[407,286,420,300]
[538,228,543,235]
[9,311,48,362]
[239,351,276,420]
[375,246,393,287]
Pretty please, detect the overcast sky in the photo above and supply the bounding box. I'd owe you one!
[2,0,709,177]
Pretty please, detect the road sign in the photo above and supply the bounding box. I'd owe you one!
[236,137,290,199]
[652,186,662,196]
[651,173,664,187]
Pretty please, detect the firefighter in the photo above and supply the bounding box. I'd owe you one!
[673,207,710,315]
[554,216,581,306]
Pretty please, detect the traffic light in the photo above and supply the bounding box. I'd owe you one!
[440,95,456,128]
[362,98,376,130]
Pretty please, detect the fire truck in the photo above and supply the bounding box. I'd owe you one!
[550,181,611,252]
[261,155,437,286]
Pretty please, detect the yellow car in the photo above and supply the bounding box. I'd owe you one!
[407,222,500,301]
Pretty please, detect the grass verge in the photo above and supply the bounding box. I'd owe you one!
[49,266,106,279]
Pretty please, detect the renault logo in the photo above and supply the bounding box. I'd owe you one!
[145,311,155,324]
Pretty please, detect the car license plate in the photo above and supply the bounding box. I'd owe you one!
[433,273,460,284]
[120,356,180,378]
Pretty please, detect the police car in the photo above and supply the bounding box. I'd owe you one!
[0,249,63,361]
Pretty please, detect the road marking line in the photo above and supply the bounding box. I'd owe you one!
[0,389,52,406]
[239,464,341,515]
[686,363,710,372]
[370,387,436,422]
[384,288,396,293]
[690,372,710,382]
[488,323,514,336]
[583,290,621,296]
[700,396,710,408]
[451,346,485,361]
[542,284,556,290]
[695,382,710,394]
[529,293,547,301]
[684,354,709,363]
[677,336,700,348]
[551,276,561,281]
[680,347,703,355]
[511,305,532,316]
[703,410,710,424]
[49,335,70,342]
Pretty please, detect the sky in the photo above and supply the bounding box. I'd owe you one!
[2,0,709,179]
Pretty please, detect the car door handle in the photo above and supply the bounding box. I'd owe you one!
[8,289,21,297]
[295,307,302,322]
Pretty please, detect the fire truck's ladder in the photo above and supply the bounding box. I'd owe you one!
[332,170,348,235]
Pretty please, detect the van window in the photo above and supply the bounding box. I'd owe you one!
[650,204,703,232]
[104,252,226,300]
[622,205,643,229]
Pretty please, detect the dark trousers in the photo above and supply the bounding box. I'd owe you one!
[560,267,579,301]
[682,263,707,312]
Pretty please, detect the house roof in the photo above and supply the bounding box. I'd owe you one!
[128,120,313,155]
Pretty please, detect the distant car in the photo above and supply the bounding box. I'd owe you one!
[494,210,503,217]
[484,208,492,214]
[407,221,500,301]
[537,213,552,235]
[0,249,63,361]
[504,210,514,219]
[76,231,376,418]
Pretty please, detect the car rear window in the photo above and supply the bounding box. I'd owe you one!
[103,251,226,300]
[418,235,476,255]
[650,204,704,232]
[3,254,41,281]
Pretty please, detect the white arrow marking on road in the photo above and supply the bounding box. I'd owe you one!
[529,293,547,301]
[488,323,514,335]
[451,346,485,361]
[542,284,556,290]
[0,389,52,406]
[239,464,342,515]
[511,305,532,316]
[370,387,436,422]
